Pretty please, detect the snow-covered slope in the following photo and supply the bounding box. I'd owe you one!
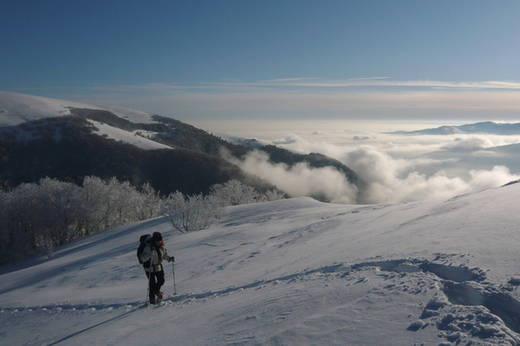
[87,120,172,150]
[0,92,104,126]
[0,92,171,150]
[0,92,157,126]
[3,184,520,345]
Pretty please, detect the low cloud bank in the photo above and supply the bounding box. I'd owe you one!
[227,150,358,203]
[225,131,520,205]
[344,146,520,203]
[440,137,493,152]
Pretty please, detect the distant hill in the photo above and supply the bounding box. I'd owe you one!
[148,117,359,186]
[0,92,359,198]
[388,121,520,135]
[0,116,259,195]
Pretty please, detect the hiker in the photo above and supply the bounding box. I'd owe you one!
[138,232,174,304]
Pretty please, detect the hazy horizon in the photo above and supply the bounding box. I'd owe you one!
[191,116,520,204]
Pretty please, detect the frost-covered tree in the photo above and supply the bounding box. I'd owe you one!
[0,176,162,263]
[0,175,282,262]
[161,181,285,233]
[78,176,161,234]
[6,182,46,255]
[211,180,286,205]
[210,179,262,206]
[260,189,287,202]
[136,183,162,220]
[162,192,222,233]
[79,176,113,234]
[36,178,83,246]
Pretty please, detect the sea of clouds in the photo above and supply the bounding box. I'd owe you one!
[222,124,520,204]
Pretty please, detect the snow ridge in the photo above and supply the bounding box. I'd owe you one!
[0,92,170,150]
[0,92,157,127]
[0,92,103,126]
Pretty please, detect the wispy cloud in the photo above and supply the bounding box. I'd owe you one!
[261,77,322,83]
[24,78,520,98]
[43,78,520,94]
[207,78,520,90]
[32,77,520,121]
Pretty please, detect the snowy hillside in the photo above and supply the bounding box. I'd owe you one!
[0,92,102,126]
[87,119,172,150]
[0,92,167,150]
[0,92,157,127]
[3,184,520,345]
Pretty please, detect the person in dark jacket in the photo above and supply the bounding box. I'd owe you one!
[140,232,174,304]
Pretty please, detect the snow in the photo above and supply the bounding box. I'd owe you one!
[0,91,103,126]
[87,120,172,150]
[0,92,159,127]
[0,92,172,150]
[3,184,520,344]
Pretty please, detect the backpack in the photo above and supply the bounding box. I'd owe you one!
[137,234,151,265]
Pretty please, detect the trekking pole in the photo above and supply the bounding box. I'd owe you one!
[172,262,177,295]
[148,266,154,304]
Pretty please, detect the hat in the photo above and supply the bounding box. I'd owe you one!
[152,232,163,241]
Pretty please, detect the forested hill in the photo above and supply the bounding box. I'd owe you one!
[146,115,359,186]
[0,92,360,199]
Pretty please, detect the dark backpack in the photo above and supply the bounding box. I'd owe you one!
[137,234,151,265]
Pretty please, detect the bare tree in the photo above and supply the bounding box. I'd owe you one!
[0,176,163,262]
[162,192,222,233]
[261,189,287,202]
[0,176,283,262]
[162,181,285,233]
[210,179,262,206]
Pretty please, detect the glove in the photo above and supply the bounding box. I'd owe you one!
[169,256,175,263]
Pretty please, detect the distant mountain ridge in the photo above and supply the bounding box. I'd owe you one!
[389,121,520,135]
[0,92,360,200]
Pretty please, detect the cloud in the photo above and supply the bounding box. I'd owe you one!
[44,78,520,95]
[272,136,299,145]
[343,146,520,203]
[191,78,520,90]
[43,77,520,121]
[236,131,520,204]
[353,136,370,141]
[132,90,520,122]
[225,150,358,204]
[469,166,520,190]
[224,141,520,204]
[440,137,492,152]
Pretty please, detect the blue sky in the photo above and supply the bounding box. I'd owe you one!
[2,0,520,122]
